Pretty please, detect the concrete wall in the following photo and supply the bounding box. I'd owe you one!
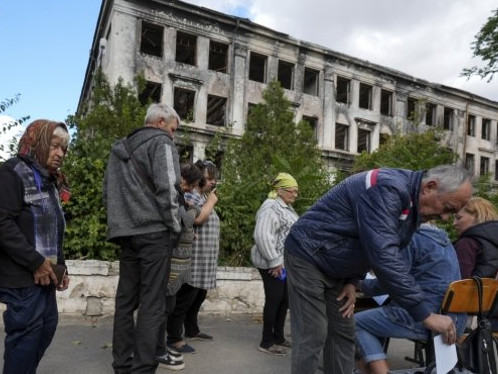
[0,261,265,318]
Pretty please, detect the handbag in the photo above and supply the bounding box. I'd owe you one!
[456,276,498,374]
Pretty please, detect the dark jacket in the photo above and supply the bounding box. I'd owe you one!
[0,157,66,288]
[285,168,431,322]
[457,220,498,278]
[103,127,181,240]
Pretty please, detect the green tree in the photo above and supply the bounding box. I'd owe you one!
[215,80,331,265]
[462,8,498,82]
[63,70,148,260]
[0,94,30,162]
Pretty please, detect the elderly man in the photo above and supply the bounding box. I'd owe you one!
[284,165,472,374]
[104,103,181,374]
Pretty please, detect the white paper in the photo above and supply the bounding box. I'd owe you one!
[434,334,457,374]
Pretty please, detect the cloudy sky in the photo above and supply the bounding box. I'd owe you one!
[0,0,496,137]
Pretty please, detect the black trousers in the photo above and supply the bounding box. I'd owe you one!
[258,268,289,349]
[112,231,172,374]
[167,283,207,344]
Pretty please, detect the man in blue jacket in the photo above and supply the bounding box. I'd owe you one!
[284,165,472,374]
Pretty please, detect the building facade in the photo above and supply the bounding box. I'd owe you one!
[79,0,498,179]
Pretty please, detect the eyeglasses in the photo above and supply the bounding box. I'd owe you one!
[283,189,299,195]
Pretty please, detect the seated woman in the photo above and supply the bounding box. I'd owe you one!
[453,196,498,279]
[354,223,466,374]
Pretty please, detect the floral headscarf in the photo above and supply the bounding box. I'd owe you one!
[17,119,71,202]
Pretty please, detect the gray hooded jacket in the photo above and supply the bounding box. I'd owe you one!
[103,126,181,240]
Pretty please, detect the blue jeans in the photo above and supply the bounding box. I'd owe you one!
[112,231,172,374]
[0,285,58,374]
[286,253,355,374]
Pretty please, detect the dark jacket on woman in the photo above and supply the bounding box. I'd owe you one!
[285,168,431,322]
[0,157,66,288]
[455,220,498,279]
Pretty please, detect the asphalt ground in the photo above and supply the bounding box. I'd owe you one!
[0,314,444,374]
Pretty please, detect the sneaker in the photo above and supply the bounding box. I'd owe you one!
[275,340,292,349]
[167,347,184,361]
[168,342,196,354]
[185,332,214,341]
[258,345,287,356]
[156,354,185,370]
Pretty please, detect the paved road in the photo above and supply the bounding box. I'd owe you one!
[0,314,432,373]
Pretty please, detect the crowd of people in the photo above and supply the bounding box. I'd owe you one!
[1,102,498,374]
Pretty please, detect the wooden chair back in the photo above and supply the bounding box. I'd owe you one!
[441,278,498,315]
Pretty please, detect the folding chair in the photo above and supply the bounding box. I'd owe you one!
[420,278,498,373]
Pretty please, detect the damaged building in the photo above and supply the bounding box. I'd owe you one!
[79,0,498,180]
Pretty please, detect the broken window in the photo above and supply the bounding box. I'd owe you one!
[209,41,228,73]
[357,129,370,153]
[249,52,267,83]
[443,107,453,130]
[335,123,348,151]
[140,21,163,57]
[207,95,227,126]
[467,115,476,137]
[380,89,393,116]
[302,115,318,141]
[495,162,498,182]
[278,60,294,90]
[480,156,490,176]
[173,87,196,122]
[176,31,197,66]
[407,97,417,120]
[336,76,350,104]
[303,67,319,96]
[138,81,162,105]
[465,153,475,175]
[482,118,491,140]
[359,83,372,110]
[425,103,436,126]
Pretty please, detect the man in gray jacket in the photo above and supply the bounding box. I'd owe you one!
[103,103,181,374]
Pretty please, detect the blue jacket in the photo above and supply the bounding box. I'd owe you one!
[285,168,431,321]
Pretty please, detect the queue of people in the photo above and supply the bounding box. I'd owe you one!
[3,102,498,374]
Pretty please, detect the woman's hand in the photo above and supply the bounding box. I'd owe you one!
[268,265,284,278]
[337,283,356,318]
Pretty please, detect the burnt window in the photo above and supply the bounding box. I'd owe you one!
[209,41,228,73]
[303,67,319,96]
[482,118,491,140]
[467,115,476,137]
[357,129,370,153]
[443,107,453,130]
[465,153,475,175]
[207,95,227,126]
[425,103,436,126]
[480,156,490,176]
[495,161,498,181]
[336,76,350,104]
[380,133,390,146]
[407,97,417,120]
[302,115,318,141]
[359,83,372,110]
[380,89,393,116]
[278,60,294,90]
[335,123,348,151]
[249,52,267,83]
[138,81,162,105]
[140,22,163,57]
[173,87,196,122]
[176,31,197,66]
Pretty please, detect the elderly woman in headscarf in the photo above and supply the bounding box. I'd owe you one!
[251,172,299,356]
[0,119,70,373]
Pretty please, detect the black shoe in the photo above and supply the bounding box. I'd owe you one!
[185,332,214,341]
[155,354,185,370]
